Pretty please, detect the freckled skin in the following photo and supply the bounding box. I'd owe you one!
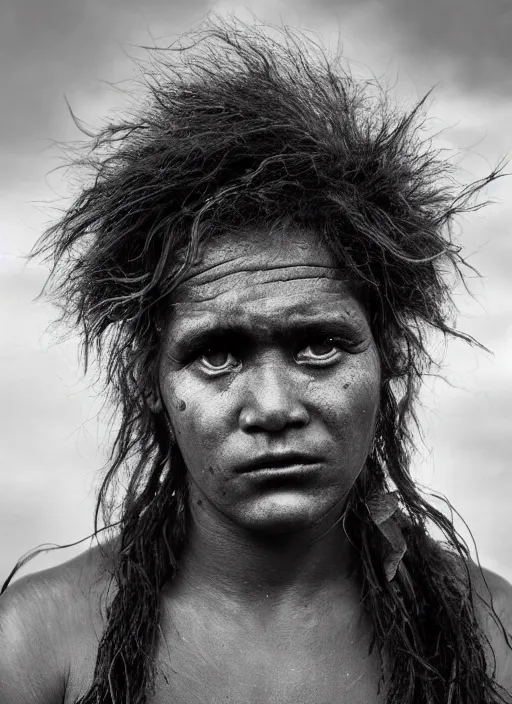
[159,228,381,537]
[5,227,510,704]
[2,241,511,704]
[149,227,386,702]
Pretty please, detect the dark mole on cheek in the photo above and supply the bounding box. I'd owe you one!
[343,382,350,389]
[178,400,187,412]
[208,465,215,474]
[197,499,202,506]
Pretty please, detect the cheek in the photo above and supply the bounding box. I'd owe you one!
[161,374,226,465]
[327,355,381,436]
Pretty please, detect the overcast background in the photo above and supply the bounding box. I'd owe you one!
[1,0,511,586]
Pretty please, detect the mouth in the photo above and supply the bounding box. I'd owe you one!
[235,453,322,474]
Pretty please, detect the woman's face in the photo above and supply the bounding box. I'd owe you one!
[158,227,381,535]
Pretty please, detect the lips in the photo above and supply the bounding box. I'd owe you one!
[234,452,322,474]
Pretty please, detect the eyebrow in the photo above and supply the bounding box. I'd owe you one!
[170,313,368,355]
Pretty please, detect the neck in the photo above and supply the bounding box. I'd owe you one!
[170,495,362,620]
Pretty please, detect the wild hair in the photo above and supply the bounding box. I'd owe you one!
[6,11,511,704]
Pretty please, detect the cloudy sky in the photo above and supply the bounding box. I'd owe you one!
[1,0,511,586]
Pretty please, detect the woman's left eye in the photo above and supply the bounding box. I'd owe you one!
[296,338,342,362]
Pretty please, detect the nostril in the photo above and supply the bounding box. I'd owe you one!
[238,404,310,433]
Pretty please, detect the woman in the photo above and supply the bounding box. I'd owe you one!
[1,14,511,704]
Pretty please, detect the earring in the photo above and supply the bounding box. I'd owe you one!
[366,490,407,582]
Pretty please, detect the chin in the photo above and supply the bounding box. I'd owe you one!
[234,492,335,536]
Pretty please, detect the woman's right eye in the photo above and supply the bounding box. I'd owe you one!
[199,348,239,371]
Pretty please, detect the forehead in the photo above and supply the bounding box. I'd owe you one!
[166,228,367,328]
[179,227,337,287]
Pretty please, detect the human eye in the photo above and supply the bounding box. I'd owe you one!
[198,346,240,372]
[295,336,344,365]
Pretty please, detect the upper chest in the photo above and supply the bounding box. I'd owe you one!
[64,583,388,704]
[148,594,387,704]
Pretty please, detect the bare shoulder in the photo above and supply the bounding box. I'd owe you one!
[0,541,116,704]
[468,562,512,696]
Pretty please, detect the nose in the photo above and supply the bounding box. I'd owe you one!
[238,356,310,433]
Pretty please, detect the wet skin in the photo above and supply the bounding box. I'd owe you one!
[149,227,385,702]
[1,228,511,704]
[155,227,381,608]
[158,228,380,543]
